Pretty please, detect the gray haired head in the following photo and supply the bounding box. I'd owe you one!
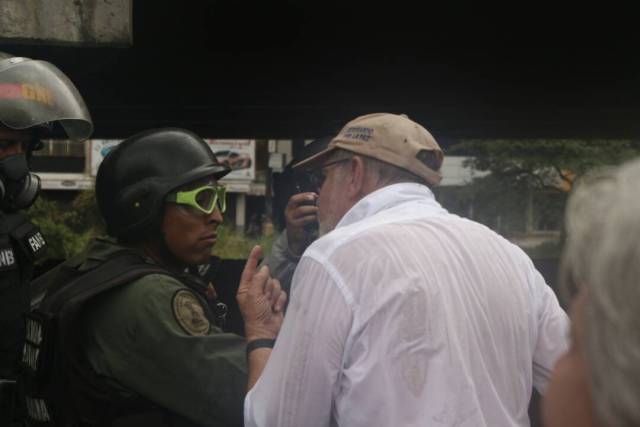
[561,157,640,427]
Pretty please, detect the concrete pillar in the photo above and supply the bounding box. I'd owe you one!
[0,0,132,46]
[235,193,246,230]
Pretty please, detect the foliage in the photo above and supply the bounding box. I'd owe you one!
[441,139,640,239]
[212,223,276,260]
[435,174,529,235]
[27,190,275,261]
[449,139,640,192]
[27,190,103,260]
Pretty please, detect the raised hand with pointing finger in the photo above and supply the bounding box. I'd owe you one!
[236,245,287,391]
[237,245,287,341]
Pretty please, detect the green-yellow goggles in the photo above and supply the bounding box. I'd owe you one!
[166,185,227,215]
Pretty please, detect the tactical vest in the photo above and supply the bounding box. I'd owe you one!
[0,212,47,426]
[21,250,225,427]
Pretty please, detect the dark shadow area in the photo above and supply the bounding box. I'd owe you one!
[1,1,638,140]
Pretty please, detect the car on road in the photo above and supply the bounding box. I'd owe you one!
[214,150,252,170]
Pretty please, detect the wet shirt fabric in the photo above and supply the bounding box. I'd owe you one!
[74,239,247,427]
[244,183,569,427]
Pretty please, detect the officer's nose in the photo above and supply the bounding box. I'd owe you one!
[208,207,223,225]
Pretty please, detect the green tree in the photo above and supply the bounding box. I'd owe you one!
[443,139,640,257]
[27,190,104,260]
[27,190,275,261]
[449,139,640,192]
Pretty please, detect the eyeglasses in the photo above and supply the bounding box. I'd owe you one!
[166,185,227,215]
[307,158,351,191]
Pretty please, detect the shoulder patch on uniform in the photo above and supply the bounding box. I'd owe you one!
[171,289,210,336]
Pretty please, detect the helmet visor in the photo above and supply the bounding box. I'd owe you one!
[0,58,93,141]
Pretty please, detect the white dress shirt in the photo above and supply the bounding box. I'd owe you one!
[245,183,568,427]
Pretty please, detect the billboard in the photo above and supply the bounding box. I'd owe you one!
[206,139,255,181]
[90,139,256,181]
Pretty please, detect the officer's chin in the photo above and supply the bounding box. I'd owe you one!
[187,251,213,268]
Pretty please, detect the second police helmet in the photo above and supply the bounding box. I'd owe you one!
[0,52,93,141]
[0,52,93,211]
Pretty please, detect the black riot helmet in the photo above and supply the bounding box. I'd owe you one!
[0,52,93,211]
[95,128,230,240]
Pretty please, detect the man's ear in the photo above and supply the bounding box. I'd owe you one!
[347,155,366,200]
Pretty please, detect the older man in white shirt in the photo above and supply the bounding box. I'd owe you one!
[244,113,569,427]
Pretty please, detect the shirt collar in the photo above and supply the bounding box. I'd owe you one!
[336,183,444,229]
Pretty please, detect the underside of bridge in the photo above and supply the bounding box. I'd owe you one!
[1,1,638,145]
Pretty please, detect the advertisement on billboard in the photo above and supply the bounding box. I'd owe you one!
[91,139,256,181]
[206,139,255,181]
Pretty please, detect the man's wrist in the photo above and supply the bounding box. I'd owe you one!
[245,326,277,342]
[246,338,276,359]
[245,332,276,342]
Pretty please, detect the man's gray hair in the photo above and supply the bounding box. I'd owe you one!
[560,157,640,427]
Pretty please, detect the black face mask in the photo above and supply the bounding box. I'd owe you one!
[0,153,40,212]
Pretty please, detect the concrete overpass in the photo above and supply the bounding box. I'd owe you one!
[1,0,638,144]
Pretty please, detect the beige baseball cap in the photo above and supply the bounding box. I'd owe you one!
[294,113,444,186]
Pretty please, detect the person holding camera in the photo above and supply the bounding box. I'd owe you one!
[261,137,331,297]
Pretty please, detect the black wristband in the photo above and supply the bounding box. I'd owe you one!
[246,338,276,359]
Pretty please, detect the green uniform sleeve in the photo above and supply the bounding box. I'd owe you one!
[85,273,247,427]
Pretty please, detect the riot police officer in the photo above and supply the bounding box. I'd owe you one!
[0,51,92,424]
[28,128,285,426]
